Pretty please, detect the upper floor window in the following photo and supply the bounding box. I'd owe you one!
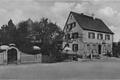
[66,25,70,31]
[65,34,70,40]
[105,34,110,40]
[66,22,76,31]
[70,22,76,29]
[72,44,78,52]
[88,32,95,39]
[72,22,76,27]
[97,33,103,40]
[72,32,78,39]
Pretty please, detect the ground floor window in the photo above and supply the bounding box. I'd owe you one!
[72,44,78,52]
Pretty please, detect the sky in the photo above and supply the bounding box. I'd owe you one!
[0,0,120,42]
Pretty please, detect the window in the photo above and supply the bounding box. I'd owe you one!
[70,22,76,29]
[66,22,76,31]
[66,25,68,31]
[65,34,70,40]
[70,24,72,28]
[66,25,70,31]
[88,32,95,39]
[105,34,110,40]
[72,32,78,39]
[97,33,103,40]
[72,22,76,27]
[65,43,69,47]
[72,44,78,52]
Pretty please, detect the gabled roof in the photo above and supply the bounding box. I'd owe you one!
[70,11,114,34]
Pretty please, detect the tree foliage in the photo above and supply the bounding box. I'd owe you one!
[0,18,64,56]
[113,41,120,57]
[0,19,17,45]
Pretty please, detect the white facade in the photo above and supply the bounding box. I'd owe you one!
[63,12,114,58]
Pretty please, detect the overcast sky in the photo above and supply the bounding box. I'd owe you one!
[0,0,120,42]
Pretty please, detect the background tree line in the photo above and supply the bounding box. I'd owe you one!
[113,41,120,57]
[0,18,64,58]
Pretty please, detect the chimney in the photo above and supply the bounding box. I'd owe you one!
[81,13,84,15]
[91,13,96,19]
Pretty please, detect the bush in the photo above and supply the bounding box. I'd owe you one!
[53,52,69,62]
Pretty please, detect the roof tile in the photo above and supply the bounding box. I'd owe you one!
[71,11,114,34]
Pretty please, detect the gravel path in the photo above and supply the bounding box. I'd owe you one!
[0,58,120,80]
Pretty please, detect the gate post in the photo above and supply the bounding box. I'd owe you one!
[4,51,7,65]
[17,51,21,64]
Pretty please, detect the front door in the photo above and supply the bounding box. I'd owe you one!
[7,48,17,64]
[98,44,101,54]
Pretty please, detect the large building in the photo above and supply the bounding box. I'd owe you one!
[63,11,114,58]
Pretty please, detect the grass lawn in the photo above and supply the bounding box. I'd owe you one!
[0,58,120,80]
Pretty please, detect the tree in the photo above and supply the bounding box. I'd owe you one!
[0,18,64,58]
[0,19,17,45]
[17,18,63,56]
[39,18,64,57]
[113,41,120,57]
[7,19,17,43]
[16,20,34,54]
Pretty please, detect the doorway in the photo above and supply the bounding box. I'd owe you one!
[7,48,17,64]
[98,44,101,54]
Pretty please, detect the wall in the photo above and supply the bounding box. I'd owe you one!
[63,13,113,57]
[83,30,113,55]
[63,13,84,55]
[20,52,42,63]
[0,52,5,64]
[83,30,113,44]
[0,48,42,65]
[64,13,83,34]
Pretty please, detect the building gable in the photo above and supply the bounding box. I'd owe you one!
[63,13,72,32]
[63,12,83,33]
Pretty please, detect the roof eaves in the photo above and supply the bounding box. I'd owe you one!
[71,11,114,34]
[83,28,114,34]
